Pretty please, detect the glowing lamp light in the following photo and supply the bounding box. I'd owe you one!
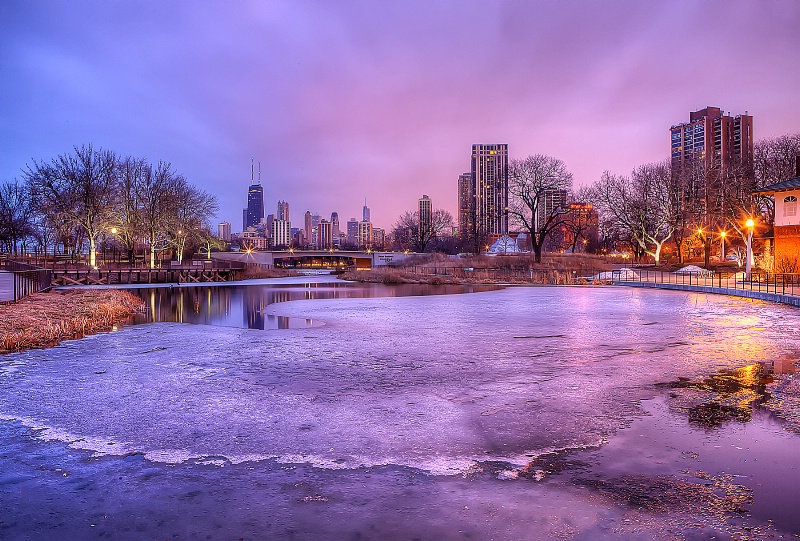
[111,227,118,234]
[720,231,726,238]
[745,218,755,228]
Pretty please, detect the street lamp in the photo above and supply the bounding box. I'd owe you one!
[745,218,755,279]
[719,231,726,261]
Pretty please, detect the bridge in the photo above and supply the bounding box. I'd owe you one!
[211,250,412,270]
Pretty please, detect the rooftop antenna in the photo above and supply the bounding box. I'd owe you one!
[251,158,254,183]
[258,161,262,185]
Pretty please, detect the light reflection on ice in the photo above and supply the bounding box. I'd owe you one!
[1,286,798,477]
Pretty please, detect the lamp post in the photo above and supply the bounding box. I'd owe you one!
[719,231,726,261]
[745,219,755,279]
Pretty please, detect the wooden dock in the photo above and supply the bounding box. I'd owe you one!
[51,266,241,286]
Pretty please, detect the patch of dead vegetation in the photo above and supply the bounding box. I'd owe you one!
[0,289,144,353]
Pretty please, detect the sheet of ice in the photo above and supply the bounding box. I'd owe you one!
[1,286,798,476]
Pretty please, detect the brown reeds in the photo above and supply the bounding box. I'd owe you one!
[241,266,300,279]
[0,289,144,353]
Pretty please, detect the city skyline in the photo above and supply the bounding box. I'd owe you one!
[2,2,800,230]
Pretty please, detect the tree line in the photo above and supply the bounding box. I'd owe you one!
[0,144,218,268]
[388,132,800,266]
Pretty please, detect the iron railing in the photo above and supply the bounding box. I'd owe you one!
[0,259,53,302]
[607,269,800,298]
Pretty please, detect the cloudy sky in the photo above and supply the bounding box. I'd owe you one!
[2,1,799,230]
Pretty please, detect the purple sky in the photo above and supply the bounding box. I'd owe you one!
[2,1,800,231]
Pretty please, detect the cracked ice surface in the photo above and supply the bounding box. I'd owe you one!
[1,286,798,475]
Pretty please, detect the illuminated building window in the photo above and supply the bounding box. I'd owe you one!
[784,195,797,217]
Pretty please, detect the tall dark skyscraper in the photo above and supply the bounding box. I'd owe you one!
[245,160,264,229]
[470,144,508,236]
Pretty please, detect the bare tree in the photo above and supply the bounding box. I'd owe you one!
[593,161,676,266]
[507,154,573,263]
[136,161,181,268]
[0,180,36,255]
[170,180,219,264]
[113,156,149,262]
[24,144,117,266]
[196,227,225,260]
[392,208,453,253]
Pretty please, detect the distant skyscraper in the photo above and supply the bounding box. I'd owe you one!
[218,221,231,242]
[470,144,508,236]
[347,218,358,247]
[245,161,264,229]
[537,189,568,233]
[304,211,313,246]
[457,172,474,240]
[265,214,275,240]
[418,194,432,231]
[277,200,289,221]
[272,219,292,247]
[330,212,340,242]
[316,220,333,249]
[362,198,370,223]
[358,221,373,249]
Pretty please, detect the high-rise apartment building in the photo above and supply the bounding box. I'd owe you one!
[670,106,754,221]
[537,189,569,232]
[277,200,289,221]
[218,221,231,242]
[457,172,474,240]
[347,218,358,247]
[670,107,753,172]
[470,144,508,236]
[316,220,333,249]
[271,219,292,248]
[358,221,373,249]
[372,227,385,250]
[419,195,432,232]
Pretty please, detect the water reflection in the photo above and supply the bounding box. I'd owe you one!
[661,361,799,430]
[133,281,498,330]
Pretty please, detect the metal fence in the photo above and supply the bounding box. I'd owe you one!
[608,269,800,298]
[0,259,53,302]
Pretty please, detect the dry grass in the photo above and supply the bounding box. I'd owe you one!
[341,269,461,285]
[391,252,612,273]
[240,266,300,279]
[341,267,581,286]
[0,289,144,353]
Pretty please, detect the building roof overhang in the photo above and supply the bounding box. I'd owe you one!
[755,176,800,195]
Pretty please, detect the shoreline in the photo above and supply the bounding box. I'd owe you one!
[0,289,144,353]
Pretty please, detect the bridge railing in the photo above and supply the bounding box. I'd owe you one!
[0,259,53,302]
[608,269,800,298]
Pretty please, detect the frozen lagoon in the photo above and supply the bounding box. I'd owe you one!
[1,279,799,539]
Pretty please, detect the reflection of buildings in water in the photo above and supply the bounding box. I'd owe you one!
[135,282,497,331]
[140,287,233,326]
[244,288,266,330]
